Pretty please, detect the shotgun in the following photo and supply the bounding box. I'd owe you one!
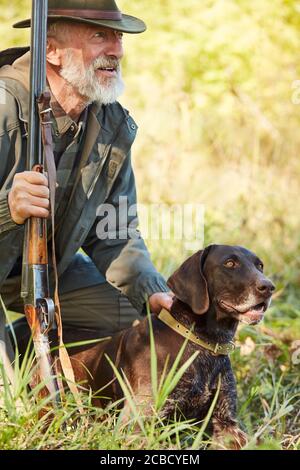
[20,0,59,405]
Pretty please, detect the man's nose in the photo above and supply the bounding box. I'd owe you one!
[106,36,124,60]
[256,279,275,296]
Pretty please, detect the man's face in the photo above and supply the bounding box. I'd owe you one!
[55,23,125,104]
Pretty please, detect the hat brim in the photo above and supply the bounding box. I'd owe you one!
[13,14,146,34]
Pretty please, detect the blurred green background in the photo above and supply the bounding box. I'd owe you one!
[0,0,299,449]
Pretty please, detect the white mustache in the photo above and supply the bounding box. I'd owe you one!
[93,57,120,72]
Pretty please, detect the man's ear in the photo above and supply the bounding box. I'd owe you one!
[167,245,213,314]
[46,38,63,66]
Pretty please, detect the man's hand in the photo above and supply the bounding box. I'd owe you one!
[8,171,50,225]
[148,292,174,314]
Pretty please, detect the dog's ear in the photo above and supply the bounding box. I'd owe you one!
[167,246,213,314]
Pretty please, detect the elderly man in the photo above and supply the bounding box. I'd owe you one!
[0,0,172,353]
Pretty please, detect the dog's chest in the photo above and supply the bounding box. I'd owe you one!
[162,352,228,419]
[163,377,213,420]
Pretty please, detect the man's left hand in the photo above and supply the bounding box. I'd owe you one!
[148,292,174,314]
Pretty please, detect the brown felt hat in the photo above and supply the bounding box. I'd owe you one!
[13,0,146,34]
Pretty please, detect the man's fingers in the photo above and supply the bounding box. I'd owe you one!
[26,206,50,219]
[19,202,50,219]
[25,183,50,199]
[161,294,174,310]
[16,170,49,187]
[148,292,175,314]
[13,191,50,208]
[26,195,50,209]
[13,181,49,198]
[8,171,51,225]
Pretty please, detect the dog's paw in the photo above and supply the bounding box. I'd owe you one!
[212,426,248,450]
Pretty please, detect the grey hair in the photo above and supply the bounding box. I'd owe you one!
[47,21,74,43]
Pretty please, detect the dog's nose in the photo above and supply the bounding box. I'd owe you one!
[256,279,275,295]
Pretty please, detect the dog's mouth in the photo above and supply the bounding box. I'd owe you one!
[219,299,269,324]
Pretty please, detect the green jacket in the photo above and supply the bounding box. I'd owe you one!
[0,49,168,313]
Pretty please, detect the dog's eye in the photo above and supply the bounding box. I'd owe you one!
[224,260,236,268]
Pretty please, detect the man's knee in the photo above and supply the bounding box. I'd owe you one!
[57,282,140,334]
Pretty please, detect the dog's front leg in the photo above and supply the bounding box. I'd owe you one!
[211,371,248,450]
[119,381,154,431]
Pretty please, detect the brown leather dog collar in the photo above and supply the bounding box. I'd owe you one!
[158,309,236,356]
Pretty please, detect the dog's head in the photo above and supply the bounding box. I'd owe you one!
[167,245,275,325]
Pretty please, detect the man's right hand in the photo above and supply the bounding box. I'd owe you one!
[8,171,50,225]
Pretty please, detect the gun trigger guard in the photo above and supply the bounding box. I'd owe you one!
[38,298,56,334]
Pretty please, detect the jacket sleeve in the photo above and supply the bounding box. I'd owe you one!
[0,190,20,234]
[82,152,169,313]
[0,88,24,236]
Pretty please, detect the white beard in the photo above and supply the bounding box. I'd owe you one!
[60,49,125,105]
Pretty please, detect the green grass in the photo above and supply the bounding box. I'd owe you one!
[0,297,299,450]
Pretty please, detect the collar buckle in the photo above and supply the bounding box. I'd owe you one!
[215,341,236,355]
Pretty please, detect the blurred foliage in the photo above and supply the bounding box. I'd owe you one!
[0,0,30,46]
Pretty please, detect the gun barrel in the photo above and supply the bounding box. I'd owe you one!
[21,0,48,300]
[27,0,48,170]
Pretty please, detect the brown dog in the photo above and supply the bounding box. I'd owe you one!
[13,244,275,448]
